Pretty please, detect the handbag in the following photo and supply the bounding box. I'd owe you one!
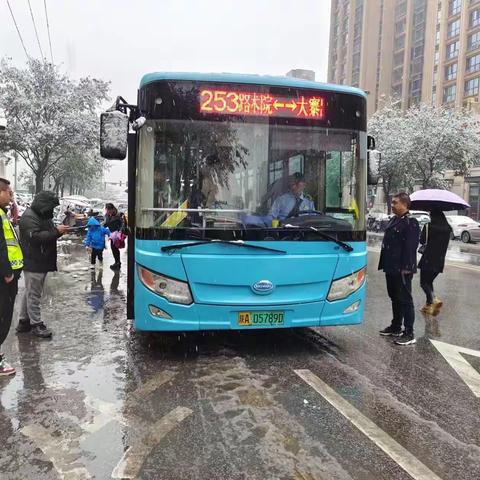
[418,224,428,254]
[110,230,127,249]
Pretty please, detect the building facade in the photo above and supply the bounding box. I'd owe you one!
[329,0,480,218]
[328,0,431,117]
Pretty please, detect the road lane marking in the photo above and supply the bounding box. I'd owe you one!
[111,406,193,479]
[128,370,176,401]
[294,369,444,480]
[21,424,92,479]
[82,371,176,435]
[430,340,480,398]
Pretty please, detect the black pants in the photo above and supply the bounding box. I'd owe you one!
[0,277,18,347]
[420,269,440,305]
[90,248,103,264]
[385,273,415,334]
[111,244,121,265]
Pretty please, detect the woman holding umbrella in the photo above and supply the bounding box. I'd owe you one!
[410,189,469,315]
[418,210,451,314]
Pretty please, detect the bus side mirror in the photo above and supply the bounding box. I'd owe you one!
[100,110,129,160]
[367,135,375,150]
[367,149,380,185]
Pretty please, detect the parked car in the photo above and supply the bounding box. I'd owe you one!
[409,210,430,229]
[367,211,391,232]
[446,215,480,243]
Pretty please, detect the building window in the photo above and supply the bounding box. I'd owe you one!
[448,0,462,15]
[413,27,425,41]
[410,79,422,92]
[467,54,480,71]
[394,35,406,50]
[393,68,403,83]
[394,51,404,66]
[465,77,480,95]
[446,41,460,58]
[392,83,403,98]
[468,31,480,49]
[448,19,461,37]
[395,20,406,34]
[443,84,457,102]
[395,1,407,16]
[446,62,458,79]
[411,45,423,59]
[471,8,480,26]
[468,183,480,221]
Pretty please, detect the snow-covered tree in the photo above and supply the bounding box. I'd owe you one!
[0,59,110,192]
[368,103,413,210]
[368,101,480,208]
[49,151,105,197]
[403,104,480,188]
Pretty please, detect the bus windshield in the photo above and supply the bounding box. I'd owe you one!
[136,119,366,232]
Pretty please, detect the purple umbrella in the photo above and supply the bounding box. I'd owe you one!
[410,189,470,211]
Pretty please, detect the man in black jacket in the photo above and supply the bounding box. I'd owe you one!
[17,191,68,338]
[0,177,22,375]
[378,192,420,345]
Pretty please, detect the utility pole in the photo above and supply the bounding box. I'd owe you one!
[13,152,18,190]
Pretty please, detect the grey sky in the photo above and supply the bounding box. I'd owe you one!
[1,0,331,182]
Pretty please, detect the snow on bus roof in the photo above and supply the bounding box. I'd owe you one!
[139,72,367,99]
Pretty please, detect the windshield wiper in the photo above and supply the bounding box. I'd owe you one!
[283,224,354,252]
[161,239,286,254]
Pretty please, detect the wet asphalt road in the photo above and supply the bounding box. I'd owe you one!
[0,238,479,480]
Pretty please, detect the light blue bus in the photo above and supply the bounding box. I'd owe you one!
[100,73,369,331]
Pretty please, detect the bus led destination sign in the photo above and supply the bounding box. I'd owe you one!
[199,88,325,119]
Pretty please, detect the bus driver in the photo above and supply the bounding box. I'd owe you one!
[270,172,315,221]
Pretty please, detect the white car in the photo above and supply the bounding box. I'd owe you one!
[446,215,480,242]
[409,210,430,228]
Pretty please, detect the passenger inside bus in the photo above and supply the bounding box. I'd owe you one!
[270,172,315,221]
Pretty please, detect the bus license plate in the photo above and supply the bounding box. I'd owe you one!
[238,311,285,327]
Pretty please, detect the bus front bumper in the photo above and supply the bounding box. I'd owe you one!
[134,283,365,332]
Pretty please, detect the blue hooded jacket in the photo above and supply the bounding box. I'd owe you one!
[84,217,111,250]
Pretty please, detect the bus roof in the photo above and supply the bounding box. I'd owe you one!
[139,72,367,99]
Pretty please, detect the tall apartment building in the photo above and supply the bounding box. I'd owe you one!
[427,0,480,111]
[329,0,480,115]
[328,0,431,117]
[329,0,480,217]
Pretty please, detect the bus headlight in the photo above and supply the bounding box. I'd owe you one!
[138,265,193,305]
[327,267,366,302]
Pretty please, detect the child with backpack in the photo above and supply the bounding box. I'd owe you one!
[84,217,111,267]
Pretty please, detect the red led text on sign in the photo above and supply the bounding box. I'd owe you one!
[199,89,325,119]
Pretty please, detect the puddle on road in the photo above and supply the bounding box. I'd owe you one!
[0,237,134,479]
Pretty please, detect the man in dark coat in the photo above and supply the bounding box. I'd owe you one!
[378,192,420,345]
[17,191,68,338]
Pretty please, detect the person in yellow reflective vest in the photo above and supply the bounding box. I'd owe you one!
[0,177,23,376]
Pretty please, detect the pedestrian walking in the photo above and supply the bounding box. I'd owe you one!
[104,203,124,271]
[378,192,420,346]
[418,210,452,315]
[0,178,23,376]
[84,217,111,267]
[17,191,68,338]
